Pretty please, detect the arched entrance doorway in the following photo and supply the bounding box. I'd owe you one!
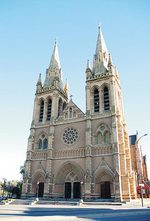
[95,169,114,199]
[37,182,44,197]
[65,171,81,199]
[32,171,45,198]
[100,181,111,198]
[55,162,83,199]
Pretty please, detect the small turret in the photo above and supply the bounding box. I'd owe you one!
[64,79,69,98]
[85,59,92,78]
[108,53,113,72]
[36,73,42,92]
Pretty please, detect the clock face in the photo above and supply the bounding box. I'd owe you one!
[62,128,79,145]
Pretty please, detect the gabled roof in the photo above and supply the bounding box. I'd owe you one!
[57,99,85,122]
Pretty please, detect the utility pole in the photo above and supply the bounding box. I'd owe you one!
[136,133,148,207]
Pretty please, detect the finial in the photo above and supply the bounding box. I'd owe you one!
[87,59,90,68]
[98,22,102,32]
[64,79,69,97]
[54,38,57,45]
[70,94,73,100]
[108,53,113,66]
[37,73,42,84]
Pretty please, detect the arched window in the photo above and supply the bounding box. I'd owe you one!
[39,99,44,122]
[73,111,76,118]
[94,88,99,112]
[104,131,110,144]
[38,139,42,149]
[69,107,73,118]
[58,98,63,117]
[97,132,102,144]
[104,87,110,111]
[47,98,52,121]
[43,138,48,149]
[63,102,67,110]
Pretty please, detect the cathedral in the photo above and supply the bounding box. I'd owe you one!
[22,27,137,201]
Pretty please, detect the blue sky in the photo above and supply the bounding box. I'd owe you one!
[0,0,150,181]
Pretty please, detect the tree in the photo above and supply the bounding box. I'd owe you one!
[20,165,25,179]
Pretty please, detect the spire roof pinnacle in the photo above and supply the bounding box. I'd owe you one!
[49,40,60,69]
[95,26,108,61]
[93,26,109,74]
[108,53,113,66]
[44,41,63,89]
[87,59,90,69]
[36,73,42,85]
[64,79,69,97]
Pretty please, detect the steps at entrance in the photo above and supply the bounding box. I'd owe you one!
[10,199,34,205]
[36,199,79,205]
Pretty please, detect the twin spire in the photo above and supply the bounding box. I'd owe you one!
[49,40,61,70]
[36,40,68,96]
[92,26,110,75]
[95,26,109,64]
[43,40,63,89]
[37,26,113,93]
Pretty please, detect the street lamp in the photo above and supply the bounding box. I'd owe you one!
[36,181,39,201]
[136,133,148,207]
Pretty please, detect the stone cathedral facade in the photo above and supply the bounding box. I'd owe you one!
[22,27,137,201]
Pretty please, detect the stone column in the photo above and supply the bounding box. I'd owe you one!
[43,100,48,123]
[84,146,92,199]
[86,84,91,115]
[110,79,122,201]
[51,92,59,120]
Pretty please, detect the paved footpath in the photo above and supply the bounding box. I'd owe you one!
[0,199,150,221]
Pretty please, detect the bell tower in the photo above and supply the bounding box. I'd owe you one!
[22,41,68,197]
[32,41,68,126]
[85,27,136,201]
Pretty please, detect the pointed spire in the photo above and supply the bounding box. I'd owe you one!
[93,26,109,74]
[44,40,63,89]
[95,26,108,62]
[49,40,61,69]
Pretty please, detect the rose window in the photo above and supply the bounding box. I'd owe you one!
[63,128,79,145]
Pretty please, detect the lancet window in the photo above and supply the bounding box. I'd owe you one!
[58,98,63,117]
[39,99,44,122]
[47,98,52,121]
[104,87,110,111]
[38,134,48,150]
[96,124,111,145]
[94,88,99,112]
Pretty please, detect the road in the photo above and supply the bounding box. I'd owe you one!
[0,204,150,221]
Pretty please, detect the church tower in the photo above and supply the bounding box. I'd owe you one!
[22,27,136,201]
[85,27,136,200]
[22,41,68,197]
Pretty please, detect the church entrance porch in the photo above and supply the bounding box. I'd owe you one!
[31,171,46,198]
[94,168,114,200]
[55,162,84,199]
